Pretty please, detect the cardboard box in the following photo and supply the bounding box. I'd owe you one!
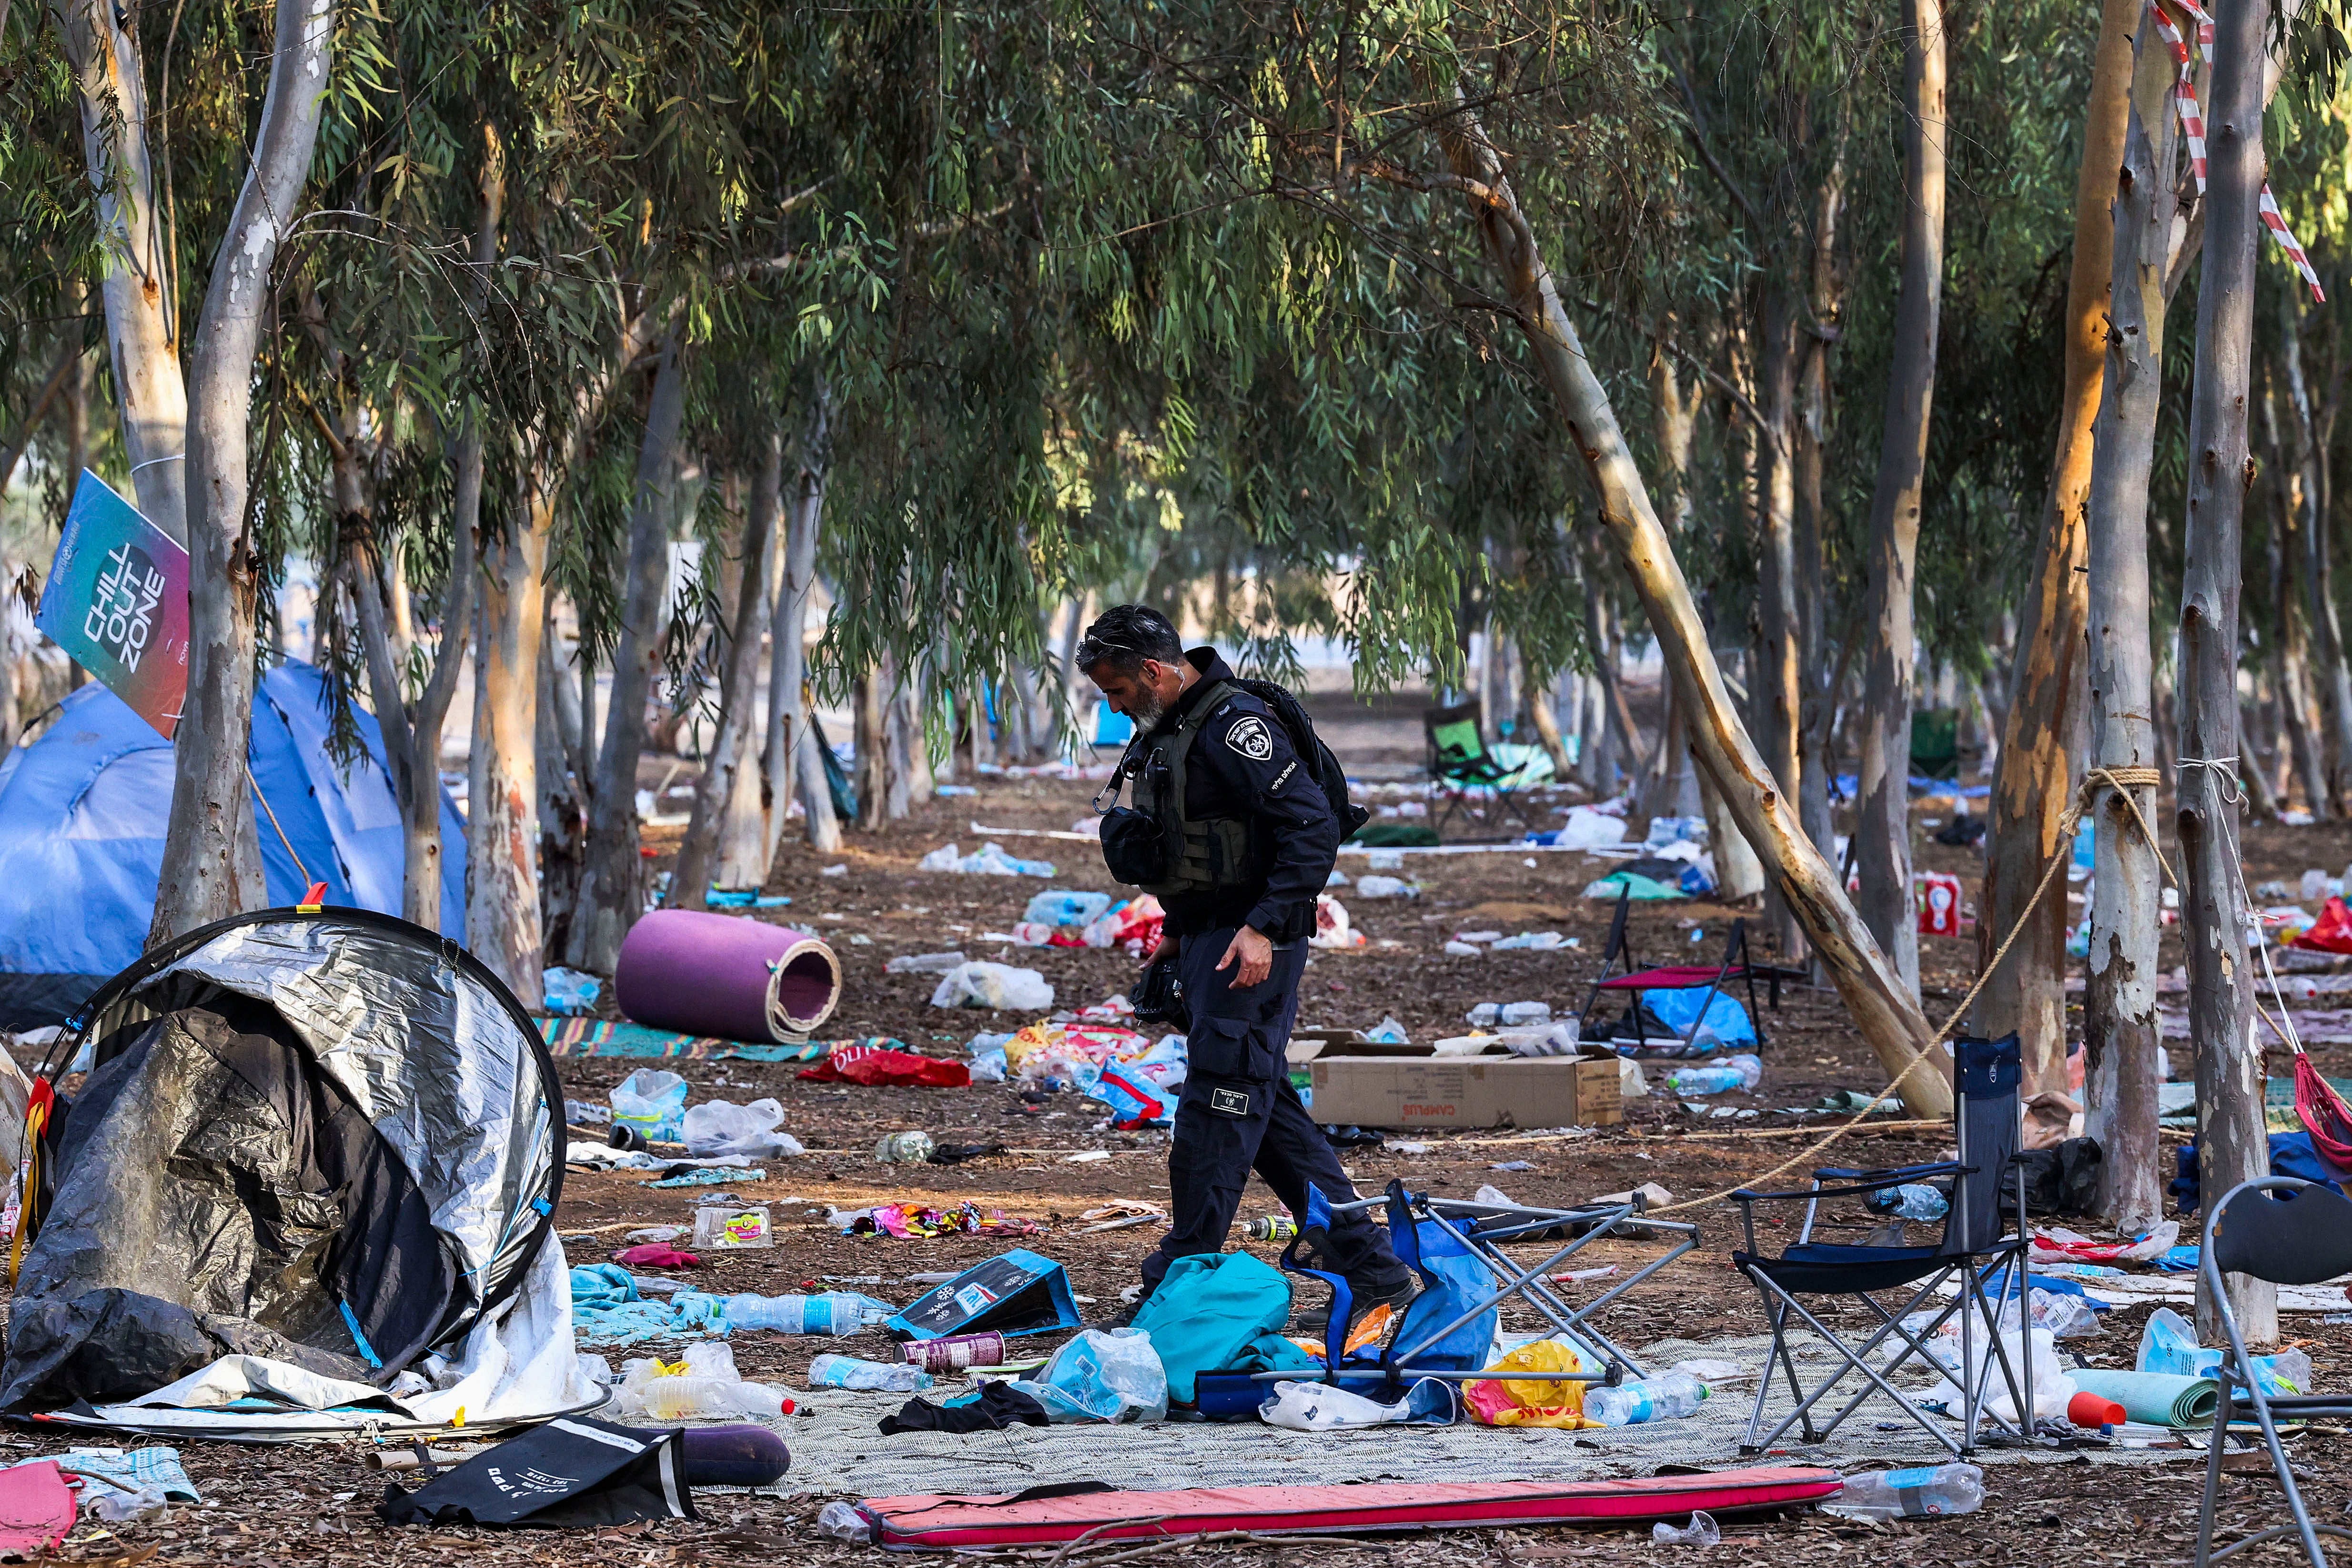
[1306,1052,1623,1129]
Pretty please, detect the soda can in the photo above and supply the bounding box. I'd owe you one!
[903,1331,1010,1373]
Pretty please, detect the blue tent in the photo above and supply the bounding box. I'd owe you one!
[0,661,465,1028]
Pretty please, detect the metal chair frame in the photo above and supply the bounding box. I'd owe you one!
[2194,1176,2352,1568]
[1263,1191,1700,1386]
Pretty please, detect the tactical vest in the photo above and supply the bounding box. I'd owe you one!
[1100,680,1257,899]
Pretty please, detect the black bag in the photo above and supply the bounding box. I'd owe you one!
[377,1416,697,1528]
[1132,956,1185,1027]
[1099,805,1168,885]
[1227,677,1371,840]
[2017,1136,2103,1216]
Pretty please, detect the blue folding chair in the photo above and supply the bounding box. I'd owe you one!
[1729,1033,2034,1455]
[1279,1179,1700,1394]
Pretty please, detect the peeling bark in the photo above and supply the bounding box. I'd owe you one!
[2084,5,2176,1232]
[763,385,840,861]
[1855,0,1945,1000]
[673,462,778,910]
[2178,0,2273,1342]
[151,0,334,943]
[567,335,686,970]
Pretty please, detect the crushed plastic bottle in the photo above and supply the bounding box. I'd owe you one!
[1831,1462,1983,1519]
[725,1291,893,1335]
[1665,1054,1763,1097]
[807,1354,933,1392]
[1887,1183,1949,1222]
[875,1131,936,1164]
[1651,1511,1720,1546]
[1582,1371,1708,1426]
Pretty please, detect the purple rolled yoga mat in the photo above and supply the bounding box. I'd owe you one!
[614,909,841,1042]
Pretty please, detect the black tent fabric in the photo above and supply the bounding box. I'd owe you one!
[0,910,563,1416]
[377,1418,696,1528]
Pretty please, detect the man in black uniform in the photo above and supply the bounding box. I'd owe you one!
[1076,605,1415,1330]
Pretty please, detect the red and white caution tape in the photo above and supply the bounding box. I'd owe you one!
[2146,0,2325,302]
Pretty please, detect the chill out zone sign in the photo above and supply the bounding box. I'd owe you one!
[35,471,192,740]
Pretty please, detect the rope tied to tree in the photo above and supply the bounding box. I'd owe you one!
[1651,764,2175,1214]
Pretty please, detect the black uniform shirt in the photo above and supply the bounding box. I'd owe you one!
[1152,649,1339,942]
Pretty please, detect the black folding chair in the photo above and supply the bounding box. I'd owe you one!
[2193,1178,2352,1568]
[1573,887,1792,1052]
[1423,702,1540,840]
[1729,1033,2033,1456]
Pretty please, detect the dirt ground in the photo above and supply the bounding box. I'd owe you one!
[19,745,2352,1567]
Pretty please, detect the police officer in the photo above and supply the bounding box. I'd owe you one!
[1077,604,1415,1333]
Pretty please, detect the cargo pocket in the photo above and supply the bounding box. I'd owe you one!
[1188,1015,1279,1083]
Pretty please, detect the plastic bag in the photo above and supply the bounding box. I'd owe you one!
[816,1501,872,1543]
[609,1069,689,1143]
[1554,806,1627,849]
[1024,890,1112,928]
[1355,875,1416,899]
[683,1098,804,1159]
[1920,1323,2076,1424]
[918,841,1056,877]
[929,961,1056,1011]
[545,966,603,1016]
[2138,1305,2311,1392]
[1463,1338,1603,1428]
[1259,1377,1456,1430]
[1016,1328,1168,1424]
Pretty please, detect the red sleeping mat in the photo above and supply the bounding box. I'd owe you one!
[857,1467,1843,1548]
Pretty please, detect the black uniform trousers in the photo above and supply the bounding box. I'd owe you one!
[1137,926,1411,1294]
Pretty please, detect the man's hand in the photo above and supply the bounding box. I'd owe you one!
[1214,925,1273,989]
[1140,933,1177,971]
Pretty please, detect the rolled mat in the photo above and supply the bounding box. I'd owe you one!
[2070,1369,2220,1427]
[615,910,841,1042]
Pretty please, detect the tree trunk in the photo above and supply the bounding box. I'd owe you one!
[48,0,189,542]
[889,662,933,814]
[855,663,888,830]
[567,335,685,971]
[1526,672,1575,776]
[1978,0,2141,1094]
[1419,80,1952,1117]
[1855,0,1946,1000]
[2279,297,2352,812]
[763,389,839,861]
[2179,0,2273,1344]
[0,339,79,496]
[1756,287,1807,961]
[151,0,333,943]
[672,464,779,911]
[715,439,783,890]
[535,600,585,952]
[2084,9,2178,1234]
[1797,157,1847,871]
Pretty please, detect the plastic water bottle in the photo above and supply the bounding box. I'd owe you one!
[1888,1183,1949,1222]
[1583,1372,1708,1426]
[636,1376,757,1420]
[725,1292,879,1335]
[1666,1054,1763,1096]
[807,1354,932,1392]
[875,1131,936,1163]
[1832,1463,1984,1519]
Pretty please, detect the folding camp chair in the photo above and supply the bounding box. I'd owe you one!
[1275,1180,1701,1393]
[2191,1177,2352,1568]
[1423,703,1540,840]
[1729,1032,2034,1456]
[1573,887,1793,1052]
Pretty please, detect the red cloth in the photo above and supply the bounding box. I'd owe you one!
[2295,897,2352,954]
[1595,965,1748,991]
[2296,1053,2352,1169]
[612,1244,700,1268]
[799,1045,971,1088]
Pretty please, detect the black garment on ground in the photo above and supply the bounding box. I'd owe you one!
[878,1380,1051,1435]
[377,1417,694,1528]
[1150,650,1339,942]
[1138,929,1408,1295]
[2017,1136,2103,1215]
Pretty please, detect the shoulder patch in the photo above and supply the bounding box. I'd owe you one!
[1225,714,1275,761]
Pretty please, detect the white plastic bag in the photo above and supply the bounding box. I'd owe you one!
[1920,1323,2076,1424]
[1555,805,1628,849]
[682,1097,803,1159]
[929,961,1056,1011]
[816,1501,872,1543]
[608,1069,689,1142]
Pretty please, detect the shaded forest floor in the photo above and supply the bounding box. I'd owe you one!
[18,759,2352,1566]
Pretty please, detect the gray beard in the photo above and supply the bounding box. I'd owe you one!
[1127,688,1168,729]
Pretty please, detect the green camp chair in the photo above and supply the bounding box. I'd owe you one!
[1423,702,1539,840]
[1910,708,1959,782]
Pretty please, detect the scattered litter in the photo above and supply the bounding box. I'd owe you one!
[929,961,1056,1011]
[821,864,848,877]
[1652,1511,1720,1546]
[1355,875,1418,899]
[645,1166,764,1188]
[705,889,790,908]
[1063,1149,1113,1163]
[544,966,603,1015]
[1490,1160,1535,1173]
[1827,1463,1984,1520]
[801,1041,971,1087]
[683,1097,803,1159]
[917,841,1057,877]
[1443,941,1483,957]
[609,1067,691,1143]
[887,951,967,974]
[690,1206,773,1249]
[612,1243,701,1268]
